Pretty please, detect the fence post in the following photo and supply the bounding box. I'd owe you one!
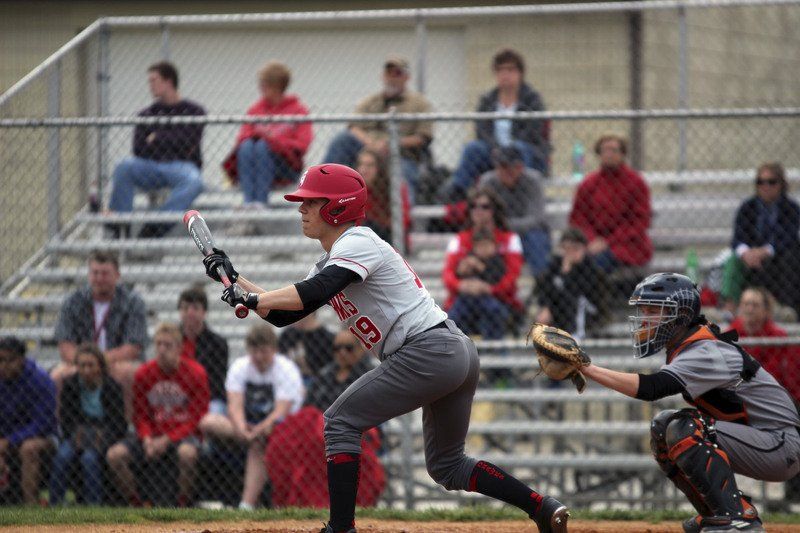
[96,24,111,207]
[47,60,62,238]
[628,9,643,170]
[677,5,689,173]
[160,20,171,60]
[387,108,415,509]
[415,12,427,95]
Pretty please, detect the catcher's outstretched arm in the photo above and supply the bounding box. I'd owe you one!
[581,364,640,398]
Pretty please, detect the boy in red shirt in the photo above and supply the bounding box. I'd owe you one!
[106,322,209,507]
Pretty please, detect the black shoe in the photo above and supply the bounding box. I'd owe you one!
[683,515,703,533]
[697,516,764,532]
[533,496,569,533]
[320,523,356,533]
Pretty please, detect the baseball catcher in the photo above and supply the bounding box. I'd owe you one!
[527,323,590,392]
[580,273,800,533]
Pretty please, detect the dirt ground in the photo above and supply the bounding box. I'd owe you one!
[2,520,800,533]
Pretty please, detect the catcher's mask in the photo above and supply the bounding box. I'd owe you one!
[628,272,700,358]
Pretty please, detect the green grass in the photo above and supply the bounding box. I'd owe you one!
[0,506,798,526]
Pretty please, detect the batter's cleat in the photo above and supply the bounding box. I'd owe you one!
[532,496,570,533]
[696,516,765,532]
[682,515,703,533]
[319,523,356,533]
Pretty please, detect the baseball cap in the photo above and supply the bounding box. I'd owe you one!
[384,56,410,72]
[492,145,523,166]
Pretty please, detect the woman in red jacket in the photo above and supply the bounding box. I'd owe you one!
[224,61,313,208]
[568,134,652,272]
[443,187,523,339]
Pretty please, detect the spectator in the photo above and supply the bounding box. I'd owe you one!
[535,228,610,340]
[443,187,524,339]
[106,323,209,507]
[223,61,312,216]
[107,61,205,238]
[728,287,800,403]
[0,337,56,505]
[306,330,374,412]
[178,285,229,415]
[200,324,304,510]
[322,56,433,200]
[731,162,800,313]
[356,149,411,248]
[478,145,549,275]
[49,343,126,506]
[450,48,548,194]
[568,133,652,273]
[52,250,147,419]
[277,311,334,379]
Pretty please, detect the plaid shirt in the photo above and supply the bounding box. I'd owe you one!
[54,284,148,355]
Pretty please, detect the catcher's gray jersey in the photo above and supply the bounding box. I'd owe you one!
[661,336,800,431]
[308,226,447,360]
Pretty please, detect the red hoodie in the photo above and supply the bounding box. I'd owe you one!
[442,228,523,312]
[729,317,800,402]
[133,357,209,442]
[223,94,313,181]
[568,163,652,266]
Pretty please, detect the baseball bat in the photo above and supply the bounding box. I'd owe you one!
[183,210,249,319]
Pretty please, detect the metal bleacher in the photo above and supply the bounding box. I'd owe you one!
[0,170,777,507]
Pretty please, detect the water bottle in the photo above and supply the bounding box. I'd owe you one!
[571,140,585,181]
[685,248,699,284]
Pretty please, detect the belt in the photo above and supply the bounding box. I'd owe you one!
[423,321,448,334]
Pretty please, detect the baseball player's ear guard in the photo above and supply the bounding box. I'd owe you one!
[285,164,367,226]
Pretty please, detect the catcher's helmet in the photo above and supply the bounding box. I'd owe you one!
[628,272,701,358]
[284,164,367,226]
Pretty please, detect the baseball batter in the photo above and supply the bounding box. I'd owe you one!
[202,163,568,533]
[581,273,800,533]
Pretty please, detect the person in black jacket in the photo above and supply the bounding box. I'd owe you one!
[306,330,374,413]
[451,48,549,194]
[732,162,800,313]
[49,343,126,505]
[535,228,610,340]
[178,285,229,414]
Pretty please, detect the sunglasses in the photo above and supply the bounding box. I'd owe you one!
[470,202,493,211]
[756,178,779,186]
[333,344,357,352]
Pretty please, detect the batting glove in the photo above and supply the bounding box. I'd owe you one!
[203,247,239,283]
[221,283,259,310]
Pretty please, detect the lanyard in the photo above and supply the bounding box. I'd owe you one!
[93,302,112,343]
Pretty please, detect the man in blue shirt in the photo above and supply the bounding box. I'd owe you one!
[0,337,56,504]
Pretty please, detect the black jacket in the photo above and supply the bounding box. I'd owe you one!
[59,374,127,446]
[475,82,549,156]
[192,326,229,402]
[732,195,800,255]
[537,256,610,336]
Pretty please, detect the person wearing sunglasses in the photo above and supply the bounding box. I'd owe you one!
[443,187,524,340]
[731,162,800,314]
[306,330,374,413]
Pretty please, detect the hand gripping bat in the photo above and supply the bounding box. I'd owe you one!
[183,209,249,319]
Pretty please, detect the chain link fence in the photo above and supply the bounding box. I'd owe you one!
[1,0,800,515]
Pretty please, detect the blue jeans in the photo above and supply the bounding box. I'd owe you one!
[592,249,619,274]
[520,228,552,276]
[108,156,203,212]
[323,130,420,202]
[49,439,103,505]
[447,294,510,340]
[237,138,299,204]
[452,139,546,191]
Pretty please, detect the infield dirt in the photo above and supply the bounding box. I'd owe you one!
[2,520,800,533]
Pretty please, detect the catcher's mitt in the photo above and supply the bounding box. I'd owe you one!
[526,323,591,393]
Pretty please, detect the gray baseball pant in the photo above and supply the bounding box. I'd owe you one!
[716,421,800,482]
[323,319,480,491]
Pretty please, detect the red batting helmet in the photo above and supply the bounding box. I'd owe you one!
[284,164,367,226]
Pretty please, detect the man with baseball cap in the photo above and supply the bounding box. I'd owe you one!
[322,55,433,202]
[478,145,551,275]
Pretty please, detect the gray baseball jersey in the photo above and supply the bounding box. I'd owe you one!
[307,226,447,360]
[661,336,800,430]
